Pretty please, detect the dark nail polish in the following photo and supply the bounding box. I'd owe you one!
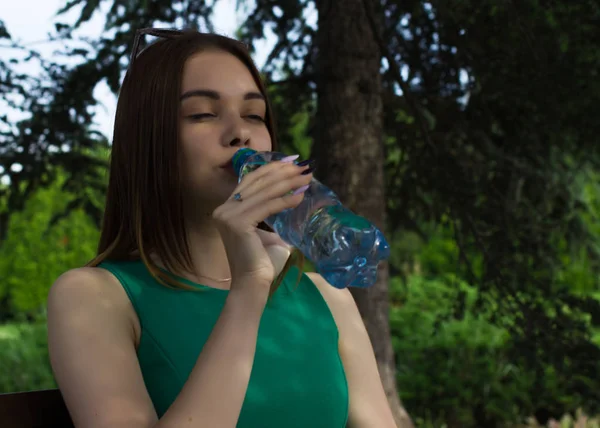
[301,167,315,175]
[297,159,315,167]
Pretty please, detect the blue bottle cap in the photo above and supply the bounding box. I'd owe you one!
[231,148,257,177]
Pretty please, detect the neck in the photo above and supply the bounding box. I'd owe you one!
[147,201,233,287]
[186,215,232,281]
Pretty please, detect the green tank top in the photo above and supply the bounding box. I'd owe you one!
[98,260,349,427]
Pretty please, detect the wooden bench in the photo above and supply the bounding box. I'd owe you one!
[0,389,73,428]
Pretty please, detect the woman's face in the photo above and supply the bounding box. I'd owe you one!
[179,49,272,210]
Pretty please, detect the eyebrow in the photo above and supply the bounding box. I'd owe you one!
[180,89,265,102]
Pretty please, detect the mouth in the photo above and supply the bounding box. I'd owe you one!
[220,161,237,177]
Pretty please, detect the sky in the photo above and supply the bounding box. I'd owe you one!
[1,0,275,139]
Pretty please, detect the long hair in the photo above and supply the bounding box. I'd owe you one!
[87,30,303,295]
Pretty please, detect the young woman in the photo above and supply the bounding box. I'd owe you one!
[47,29,397,428]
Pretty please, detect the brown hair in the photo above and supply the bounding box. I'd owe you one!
[87,30,303,295]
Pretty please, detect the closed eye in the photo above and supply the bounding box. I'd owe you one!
[246,115,265,122]
[187,113,216,121]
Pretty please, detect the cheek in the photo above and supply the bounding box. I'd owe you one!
[255,127,273,152]
[179,129,215,183]
[180,126,212,162]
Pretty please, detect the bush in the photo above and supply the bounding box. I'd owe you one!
[0,174,99,321]
[390,275,534,427]
[0,322,57,393]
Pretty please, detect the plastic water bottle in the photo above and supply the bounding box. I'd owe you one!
[231,148,390,289]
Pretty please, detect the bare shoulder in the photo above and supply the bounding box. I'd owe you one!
[306,274,397,427]
[47,267,155,427]
[50,265,122,296]
[305,272,359,320]
[48,266,139,343]
[305,272,356,304]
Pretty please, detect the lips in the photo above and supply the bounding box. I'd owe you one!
[220,162,237,177]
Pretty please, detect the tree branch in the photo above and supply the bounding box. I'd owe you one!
[268,74,315,86]
[360,0,437,154]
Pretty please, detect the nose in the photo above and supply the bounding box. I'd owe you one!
[222,116,251,148]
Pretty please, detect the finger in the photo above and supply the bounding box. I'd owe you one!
[216,188,307,232]
[232,191,308,227]
[228,172,312,218]
[233,162,304,199]
[233,164,311,205]
[213,165,312,229]
[234,161,308,195]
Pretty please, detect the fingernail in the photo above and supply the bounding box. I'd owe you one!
[301,167,315,176]
[281,154,300,163]
[292,184,310,195]
[296,159,315,167]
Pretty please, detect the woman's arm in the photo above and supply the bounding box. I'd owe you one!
[307,272,398,428]
[157,278,268,427]
[48,267,269,428]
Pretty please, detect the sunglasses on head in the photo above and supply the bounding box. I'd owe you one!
[130,28,250,64]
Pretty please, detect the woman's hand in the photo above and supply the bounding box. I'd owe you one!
[212,159,312,290]
[256,229,294,279]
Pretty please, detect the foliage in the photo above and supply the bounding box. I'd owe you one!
[389,271,600,428]
[390,219,600,425]
[390,274,521,427]
[0,322,56,393]
[0,171,100,321]
[0,21,110,238]
[1,0,600,424]
[248,3,600,406]
[12,0,600,348]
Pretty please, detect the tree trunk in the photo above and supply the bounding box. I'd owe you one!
[313,1,414,427]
